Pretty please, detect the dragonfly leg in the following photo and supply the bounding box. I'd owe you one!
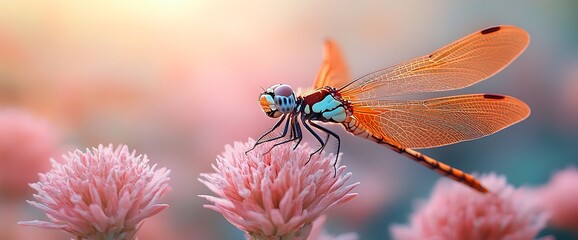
[263,115,302,154]
[246,114,288,154]
[319,133,331,152]
[309,120,341,176]
[292,117,303,150]
[300,119,327,165]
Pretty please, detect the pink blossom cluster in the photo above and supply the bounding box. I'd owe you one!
[391,174,548,240]
[19,144,171,240]
[200,139,359,239]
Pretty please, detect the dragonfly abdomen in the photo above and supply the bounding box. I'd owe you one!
[342,117,488,193]
[402,148,488,193]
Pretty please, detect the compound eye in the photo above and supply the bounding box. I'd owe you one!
[259,93,282,118]
[273,84,294,97]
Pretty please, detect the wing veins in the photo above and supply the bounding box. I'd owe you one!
[338,26,529,100]
[350,94,530,148]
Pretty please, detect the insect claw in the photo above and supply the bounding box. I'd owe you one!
[262,147,274,156]
[305,153,314,165]
[245,142,261,155]
[332,156,338,178]
[305,146,323,166]
[244,148,252,155]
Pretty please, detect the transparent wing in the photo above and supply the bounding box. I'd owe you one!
[351,94,530,149]
[313,39,351,89]
[339,26,530,100]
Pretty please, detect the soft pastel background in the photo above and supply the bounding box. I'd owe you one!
[0,1,576,239]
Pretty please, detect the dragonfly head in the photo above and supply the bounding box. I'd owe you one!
[259,84,296,118]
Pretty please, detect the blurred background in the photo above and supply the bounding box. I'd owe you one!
[0,0,577,239]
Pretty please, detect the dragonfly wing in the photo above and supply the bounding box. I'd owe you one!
[313,39,351,89]
[339,26,529,100]
[350,94,530,149]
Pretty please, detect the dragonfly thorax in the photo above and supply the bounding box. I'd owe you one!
[301,87,352,123]
[259,84,297,118]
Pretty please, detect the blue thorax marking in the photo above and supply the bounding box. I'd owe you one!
[312,95,342,113]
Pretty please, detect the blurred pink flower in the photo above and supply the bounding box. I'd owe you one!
[537,167,578,231]
[199,138,358,240]
[390,173,548,240]
[19,144,171,240]
[0,108,59,200]
[307,215,359,240]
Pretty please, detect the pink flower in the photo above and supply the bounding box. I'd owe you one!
[0,108,59,200]
[390,173,548,240]
[308,215,359,240]
[537,167,578,231]
[199,138,358,240]
[18,144,171,240]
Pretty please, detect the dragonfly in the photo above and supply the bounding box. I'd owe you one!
[249,25,530,193]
